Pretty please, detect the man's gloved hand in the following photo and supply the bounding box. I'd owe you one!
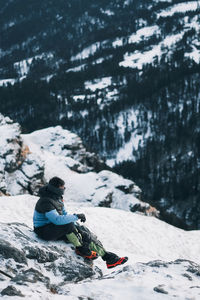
[76,213,86,223]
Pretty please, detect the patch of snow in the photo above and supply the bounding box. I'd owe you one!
[71,42,101,61]
[188,151,193,156]
[124,0,132,5]
[185,45,200,63]
[106,89,119,100]
[4,21,15,29]
[67,111,73,118]
[56,14,63,21]
[80,110,88,117]
[107,110,152,166]
[14,53,54,76]
[73,95,85,102]
[92,57,104,64]
[85,77,112,92]
[0,78,16,86]
[112,25,160,49]
[41,74,54,82]
[112,38,124,48]
[119,33,183,69]
[157,1,199,18]
[187,15,200,32]
[100,8,114,16]
[66,63,86,72]
[14,58,33,76]
[128,26,160,44]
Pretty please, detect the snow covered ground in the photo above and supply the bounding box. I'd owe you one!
[157,1,199,18]
[107,109,152,166]
[112,25,160,48]
[0,78,16,87]
[0,194,200,299]
[85,77,112,92]
[14,53,54,77]
[119,32,183,69]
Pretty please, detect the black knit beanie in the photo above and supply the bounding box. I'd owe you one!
[49,177,65,188]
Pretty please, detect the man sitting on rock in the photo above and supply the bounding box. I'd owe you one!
[33,176,128,269]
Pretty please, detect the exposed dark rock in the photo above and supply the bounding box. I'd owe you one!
[24,246,59,263]
[48,259,96,282]
[144,260,169,268]
[84,152,109,173]
[98,192,113,207]
[174,259,191,264]
[0,239,27,264]
[116,184,134,194]
[1,285,24,297]
[173,259,200,277]
[130,203,143,213]
[187,265,200,276]
[78,297,95,300]
[0,269,14,279]
[12,268,50,287]
[153,285,168,294]
[182,273,193,281]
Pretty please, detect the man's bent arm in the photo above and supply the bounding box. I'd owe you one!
[45,209,78,225]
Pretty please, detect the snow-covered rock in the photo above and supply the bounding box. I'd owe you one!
[22,125,107,173]
[0,113,157,216]
[0,222,100,298]
[0,114,22,173]
[22,124,157,216]
[0,114,44,196]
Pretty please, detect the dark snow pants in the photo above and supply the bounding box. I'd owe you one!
[34,222,78,241]
[34,223,106,257]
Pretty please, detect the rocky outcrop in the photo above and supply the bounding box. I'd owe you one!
[0,222,101,297]
[22,125,109,173]
[0,117,108,196]
[90,170,159,216]
[0,114,44,196]
[0,114,159,217]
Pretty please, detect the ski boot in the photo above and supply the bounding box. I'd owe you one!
[102,252,128,269]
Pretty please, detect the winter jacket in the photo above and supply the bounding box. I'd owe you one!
[33,184,78,228]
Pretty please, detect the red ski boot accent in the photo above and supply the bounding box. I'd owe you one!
[106,256,128,269]
[76,249,98,260]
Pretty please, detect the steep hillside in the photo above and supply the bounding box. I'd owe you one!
[0,0,200,228]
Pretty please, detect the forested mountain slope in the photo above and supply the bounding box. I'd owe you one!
[0,0,200,229]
